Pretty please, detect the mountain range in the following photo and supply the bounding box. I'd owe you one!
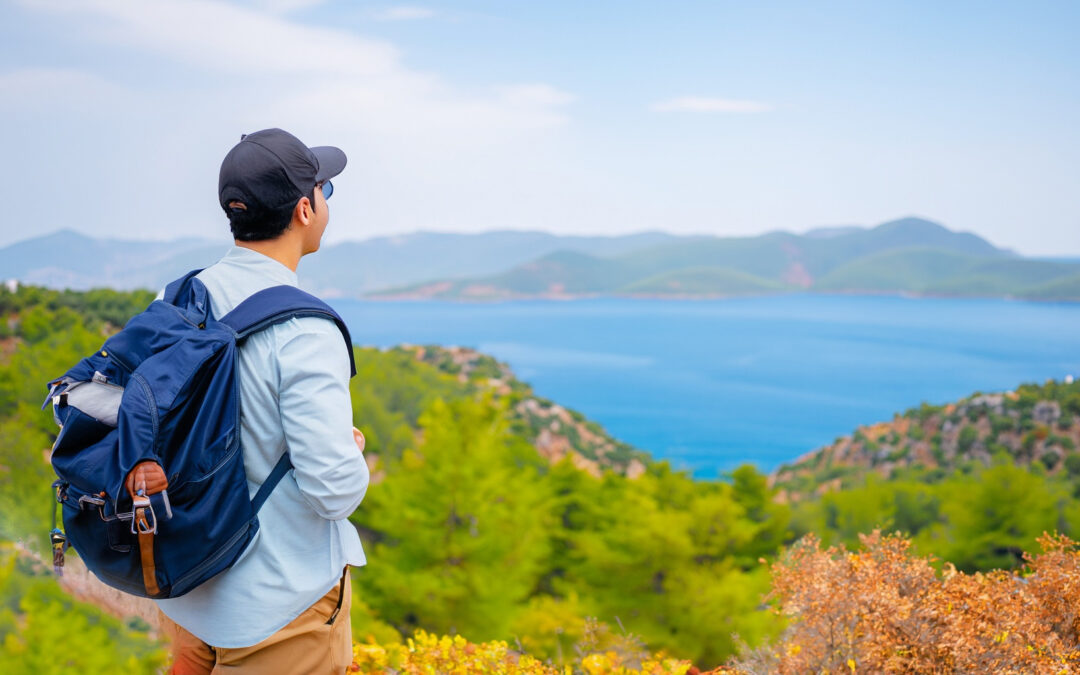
[0,229,676,297]
[5,218,1079,301]
[370,218,1080,301]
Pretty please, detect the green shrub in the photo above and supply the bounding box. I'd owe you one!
[957,426,979,454]
[1065,453,1080,478]
[1040,451,1061,471]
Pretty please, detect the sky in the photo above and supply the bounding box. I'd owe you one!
[0,0,1077,255]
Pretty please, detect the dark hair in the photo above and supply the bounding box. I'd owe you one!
[223,186,317,242]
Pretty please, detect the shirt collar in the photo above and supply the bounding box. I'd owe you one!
[218,246,299,287]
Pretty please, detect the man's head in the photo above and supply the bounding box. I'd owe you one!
[218,128,346,244]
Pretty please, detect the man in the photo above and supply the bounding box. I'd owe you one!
[133,128,370,674]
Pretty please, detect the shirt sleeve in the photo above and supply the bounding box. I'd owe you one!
[275,317,369,520]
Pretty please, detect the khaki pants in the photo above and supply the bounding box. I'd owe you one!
[160,568,353,675]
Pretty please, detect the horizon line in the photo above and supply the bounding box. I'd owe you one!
[9,219,1076,258]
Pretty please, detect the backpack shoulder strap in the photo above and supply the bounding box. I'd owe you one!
[218,285,356,377]
[250,452,293,514]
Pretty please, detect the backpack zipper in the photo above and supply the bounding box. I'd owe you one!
[171,519,253,593]
[103,349,134,374]
[165,428,240,493]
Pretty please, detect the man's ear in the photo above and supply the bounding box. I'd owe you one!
[294,196,312,225]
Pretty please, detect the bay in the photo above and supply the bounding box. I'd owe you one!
[328,294,1080,479]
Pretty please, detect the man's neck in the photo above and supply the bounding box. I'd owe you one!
[235,238,302,272]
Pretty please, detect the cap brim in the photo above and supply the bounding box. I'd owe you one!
[311,146,347,183]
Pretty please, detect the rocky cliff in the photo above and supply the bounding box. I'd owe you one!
[771,378,1080,501]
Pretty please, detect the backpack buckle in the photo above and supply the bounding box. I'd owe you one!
[132,494,157,535]
[50,529,67,576]
[78,494,107,509]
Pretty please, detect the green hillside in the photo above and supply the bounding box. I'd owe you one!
[813,247,980,291]
[368,217,1080,301]
[0,285,786,668]
[816,248,1080,295]
[309,231,677,296]
[612,232,796,282]
[619,266,790,295]
[773,378,1080,571]
[599,217,1001,285]
[806,216,1004,264]
[5,284,1080,670]
[372,250,639,299]
[482,250,635,294]
[1023,273,1080,301]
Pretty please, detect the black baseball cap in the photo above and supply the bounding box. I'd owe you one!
[218,128,346,216]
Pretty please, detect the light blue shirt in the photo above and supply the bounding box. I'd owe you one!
[155,246,369,648]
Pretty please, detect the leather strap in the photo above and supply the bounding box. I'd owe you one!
[135,506,160,596]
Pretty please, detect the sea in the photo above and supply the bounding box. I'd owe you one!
[328,294,1080,479]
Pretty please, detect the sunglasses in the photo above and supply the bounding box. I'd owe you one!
[317,179,334,200]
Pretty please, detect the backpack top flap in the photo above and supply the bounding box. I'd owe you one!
[102,276,214,374]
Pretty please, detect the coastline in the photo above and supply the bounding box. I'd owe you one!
[357,288,1080,304]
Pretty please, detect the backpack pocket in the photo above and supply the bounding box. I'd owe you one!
[60,484,148,596]
[51,406,125,497]
[52,403,114,458]
[62,379,124,426]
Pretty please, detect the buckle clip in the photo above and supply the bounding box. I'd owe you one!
[78,494,106,509]
[50,528,67,576]
[132,492,157,535]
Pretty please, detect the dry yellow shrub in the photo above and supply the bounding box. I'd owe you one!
[348,628,722,674]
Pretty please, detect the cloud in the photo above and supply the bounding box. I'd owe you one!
[251,0,326,13]
[11,0,571,130]
[371,6,436,21]
[20,0,400,77]
[0,67,133,109]
[4,0,580,245]
[498,84,576,108]
[650,97,773,113]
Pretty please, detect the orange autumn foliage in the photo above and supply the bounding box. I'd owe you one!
[733,531,1080,674]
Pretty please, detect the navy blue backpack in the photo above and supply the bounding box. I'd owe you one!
[43,270,355,598]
